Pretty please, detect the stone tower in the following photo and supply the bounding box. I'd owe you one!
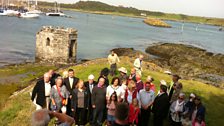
[35,26,77,63]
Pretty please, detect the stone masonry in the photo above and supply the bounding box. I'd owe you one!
[35,26,77,63]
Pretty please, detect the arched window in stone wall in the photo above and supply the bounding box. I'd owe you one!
[46,37,50,46]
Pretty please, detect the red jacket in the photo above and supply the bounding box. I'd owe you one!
[124,89,137,103]
[128,104,140,124]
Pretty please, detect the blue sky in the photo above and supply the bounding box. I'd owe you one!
[41,0,224,18]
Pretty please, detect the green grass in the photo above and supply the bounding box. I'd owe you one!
[0,64,57,109]
[0,57,223,125]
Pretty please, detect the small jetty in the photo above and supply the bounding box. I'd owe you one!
[143,18,171,28]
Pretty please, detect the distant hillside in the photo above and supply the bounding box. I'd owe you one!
[38,1,224,26]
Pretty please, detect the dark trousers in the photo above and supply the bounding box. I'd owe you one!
[170,120,182,126]
[141,107,151,126]
[66,98,73,117]
[88,106,94,124]
[110,63,117,76]
[92,107,105,126]
[75,108,87,125]
[153,115,164,126]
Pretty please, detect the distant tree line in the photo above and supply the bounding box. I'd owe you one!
[38,1,166,17]
[38,1,224,26]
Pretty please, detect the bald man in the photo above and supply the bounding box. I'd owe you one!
[31,73,52,110]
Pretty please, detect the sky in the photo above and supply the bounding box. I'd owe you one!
[42,0,224,18]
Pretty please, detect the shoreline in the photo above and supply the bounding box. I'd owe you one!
[1,41,223,68]
[61,8,224,27]
[37,4,224,27]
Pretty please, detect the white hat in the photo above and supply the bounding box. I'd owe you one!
[118,67,127,74]
[190,93,196,98]
[160,80,167,86]
[88,74,95,80]
[179,92,185,97]
[147,76,154,82]
[164,70,172,75]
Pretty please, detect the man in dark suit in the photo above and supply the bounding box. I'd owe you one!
[92,77,107,126]
[84,74,97,125]
[48,69,60,86]
[152,84,170,126]
[31,73,51,110]
[64,69,79,117]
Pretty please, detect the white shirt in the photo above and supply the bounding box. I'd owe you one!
[106,85,124,100]
[127,90,140,105]
[45,82,51,96]
[69,77,74,88]
[89,84,94,94]
[108,54,120,65]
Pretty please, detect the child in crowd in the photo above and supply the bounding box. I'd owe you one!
[107,92,118,126]
[128,98,140,126]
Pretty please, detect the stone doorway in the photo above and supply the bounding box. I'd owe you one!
[69,40,76,58]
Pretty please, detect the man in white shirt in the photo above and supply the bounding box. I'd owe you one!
[64,69,79,117]
[108,51,120,76]
[31,73,51,110]
[134,54,144,76]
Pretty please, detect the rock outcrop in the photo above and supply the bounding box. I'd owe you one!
[145,43,224,87]
[143,18,171,28]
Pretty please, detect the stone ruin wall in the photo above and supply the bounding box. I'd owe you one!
[35,26,77,64]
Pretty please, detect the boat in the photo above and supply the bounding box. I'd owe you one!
[17,0,40,18]
[46,1,65,17]
[28,9,42,14]
[18,12,39,18]
[46,12,65,16]
[28,0,42,14]
[0,8,7,16]
[0,8,19,16]
[5,9,19,16]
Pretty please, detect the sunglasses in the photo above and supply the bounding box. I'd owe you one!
[179,97,184,100]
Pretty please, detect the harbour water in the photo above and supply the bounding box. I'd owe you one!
[0,11,224,66]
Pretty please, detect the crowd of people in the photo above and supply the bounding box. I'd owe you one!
[31,52,206,126]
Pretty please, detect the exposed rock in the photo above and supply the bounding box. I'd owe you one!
[145,43,224,87]
[143,18,171,28]
[111,48,149,60]
[110,48,165,73]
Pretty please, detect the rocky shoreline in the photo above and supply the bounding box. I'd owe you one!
[1,43,223,89]
[145,43,224,88]
[111,44,224,88]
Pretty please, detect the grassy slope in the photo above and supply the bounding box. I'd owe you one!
[0,64,57,109]
[0,57,223,125]
[39,1,224,26]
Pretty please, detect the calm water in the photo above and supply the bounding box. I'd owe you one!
[0,11,224,66]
